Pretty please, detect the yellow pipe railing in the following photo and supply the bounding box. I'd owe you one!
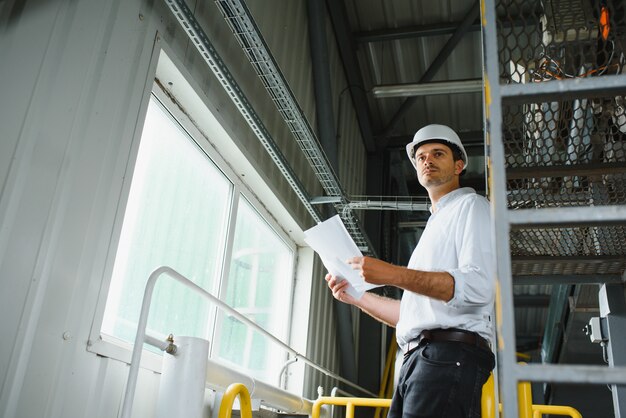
[313,397,391,418]
[219,378,582,418]
[481,373,497,418]
[312,376,582,418]
[218,383,253,418]
[532,405,583,418]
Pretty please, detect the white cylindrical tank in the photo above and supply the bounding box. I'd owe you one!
[156,336,210,418]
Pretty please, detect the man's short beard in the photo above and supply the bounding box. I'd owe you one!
[420,173,455,188]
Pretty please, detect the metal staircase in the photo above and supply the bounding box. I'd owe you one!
[482,0,626,415]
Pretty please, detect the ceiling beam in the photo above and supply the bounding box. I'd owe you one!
[325,0,377,153]
[354,13,538,44]
[380,0,480,137]
[354,20,481,43]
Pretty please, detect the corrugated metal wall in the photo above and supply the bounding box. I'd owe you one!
[303,258,340,398]
[0,0,367,415]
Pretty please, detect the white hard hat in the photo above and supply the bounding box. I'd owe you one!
[406,124,468,171]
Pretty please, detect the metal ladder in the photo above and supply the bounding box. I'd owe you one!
[481,0,626,415]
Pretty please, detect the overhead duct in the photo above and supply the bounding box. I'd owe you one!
[163,0,375,253]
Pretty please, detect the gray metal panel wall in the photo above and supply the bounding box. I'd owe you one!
[0,0,367,416]
[303,257,342,398]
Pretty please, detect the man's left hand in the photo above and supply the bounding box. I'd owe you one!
[347,256,398,285]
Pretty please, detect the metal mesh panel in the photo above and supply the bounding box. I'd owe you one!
[497,0,626,85]
[511,226,626,275]
[495,0,626,279]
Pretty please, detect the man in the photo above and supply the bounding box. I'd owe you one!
[326,124,495,418]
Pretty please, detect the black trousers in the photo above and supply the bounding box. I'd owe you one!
[388,341,495,418]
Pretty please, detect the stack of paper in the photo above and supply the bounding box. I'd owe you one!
[304,215,381,299]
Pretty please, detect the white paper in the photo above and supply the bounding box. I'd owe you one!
[304,215,381,299]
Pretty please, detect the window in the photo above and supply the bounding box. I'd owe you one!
[215,198,294,382]
[101,89,296,382]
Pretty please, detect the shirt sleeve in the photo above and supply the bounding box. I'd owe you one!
[445,196,495,308]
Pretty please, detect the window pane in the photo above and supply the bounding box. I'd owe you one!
[102,96,232,344]
[215,198,294,383]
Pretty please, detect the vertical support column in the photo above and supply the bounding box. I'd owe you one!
[599,284,626,418]
[306,0,338,172]
[480,0,520,415]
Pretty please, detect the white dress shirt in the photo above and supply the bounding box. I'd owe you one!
[396,187,495,351]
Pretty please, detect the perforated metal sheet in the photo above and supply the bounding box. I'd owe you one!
[511,226,626,275]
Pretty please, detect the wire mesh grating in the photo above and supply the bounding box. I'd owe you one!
[494,0,626,278]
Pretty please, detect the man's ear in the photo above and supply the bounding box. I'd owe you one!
[454,159,464,175]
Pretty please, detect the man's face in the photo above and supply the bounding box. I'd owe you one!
[413,142,464,188]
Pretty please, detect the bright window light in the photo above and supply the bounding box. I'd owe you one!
[215,197,294,382]
[102,96,232,344]
[101,91,296,385]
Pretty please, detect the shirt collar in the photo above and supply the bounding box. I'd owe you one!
[429,187,475,214]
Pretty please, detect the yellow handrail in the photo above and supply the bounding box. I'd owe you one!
[532,405,583,418]
[313,375,582,418]
[218,383,253,418]
[518,380,533,418]
[481,373,497,418]
[313,397,391,418]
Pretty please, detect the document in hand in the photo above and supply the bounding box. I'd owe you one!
[304,215,381,300]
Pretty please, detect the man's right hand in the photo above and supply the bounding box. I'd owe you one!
[325,273,358,305]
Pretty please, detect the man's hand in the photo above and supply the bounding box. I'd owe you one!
[325,273,359,305]
[347,256,398,286]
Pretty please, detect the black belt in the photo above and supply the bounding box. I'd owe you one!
[406,328,491,352]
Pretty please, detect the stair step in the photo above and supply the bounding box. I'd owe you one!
[508,205,626,228]
[515,363,626,385]
[500,74,626,104]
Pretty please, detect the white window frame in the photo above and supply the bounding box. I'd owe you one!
[88,43,304,377]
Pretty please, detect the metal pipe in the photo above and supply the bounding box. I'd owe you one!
[339,199,430,218]
[207,356,312,414]
[371,79,482,98]
[120,266,377,418]
[330,386,355,397]
[277,357,299,388]
[143,333,176,353]
[329,386,356,418]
